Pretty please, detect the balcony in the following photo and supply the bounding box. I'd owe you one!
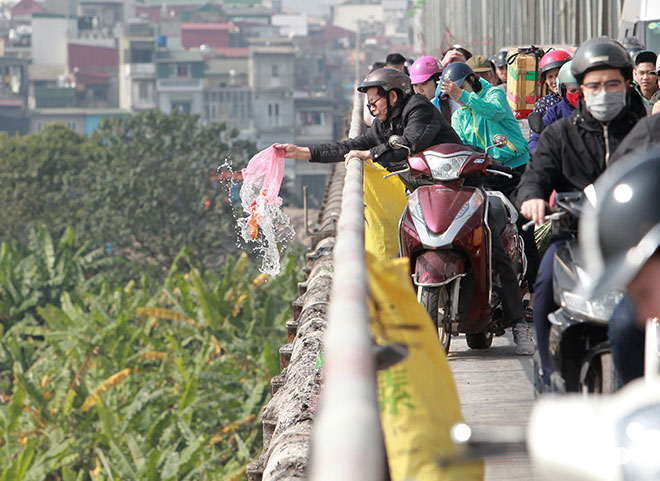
[128,63,155,78]
[156,78,203,92]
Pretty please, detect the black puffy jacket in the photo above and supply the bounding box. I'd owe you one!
[307,94,461,171]
[515,87,646,206]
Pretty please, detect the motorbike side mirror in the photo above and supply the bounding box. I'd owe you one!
[492,134,507,148]
[528,112,545,134]
[388,135,407,150]
[485,134,507,154]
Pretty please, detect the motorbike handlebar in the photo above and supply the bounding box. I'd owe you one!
[485,164,516,179]
[522,212,564,231]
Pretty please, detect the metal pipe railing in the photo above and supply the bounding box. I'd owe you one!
[308,90,385,480]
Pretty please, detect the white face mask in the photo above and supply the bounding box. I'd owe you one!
[584,90,627,122]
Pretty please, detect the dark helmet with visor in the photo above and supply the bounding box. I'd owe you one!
[571,37,633,83]
[440,62,475,88]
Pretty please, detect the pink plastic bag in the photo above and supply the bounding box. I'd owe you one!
[240,145,285,239]
[238,145,293,275]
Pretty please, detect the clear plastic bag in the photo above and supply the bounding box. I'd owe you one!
[237,144,294,275]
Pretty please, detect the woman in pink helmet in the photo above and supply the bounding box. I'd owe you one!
[409,55,442,100]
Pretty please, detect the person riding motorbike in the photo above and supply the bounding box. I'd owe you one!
[490,50,508,87]
[631,50,658,113]
[579,146,660,385]
[409,56,454,125]
[527,50,572,152]
[532,50,572,117]
[516,36,647,386]
[409,56,442,100]
[467,55,498,86]
[528,60,580,151]
[275,67,461,185]
[438,61,536,355]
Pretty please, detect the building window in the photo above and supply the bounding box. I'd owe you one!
[169,64,190,78]
[271,65,278,77]
[138,81,149,100]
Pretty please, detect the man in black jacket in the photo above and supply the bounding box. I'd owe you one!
[278,67,532,354]
[274,68,461,172]
[515,37,647,388]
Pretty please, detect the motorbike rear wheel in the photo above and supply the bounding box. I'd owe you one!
[419,286,451,353]
[582,352,619,394]
[466,331,494,349]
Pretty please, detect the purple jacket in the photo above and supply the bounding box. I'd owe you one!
[528,98,575,152]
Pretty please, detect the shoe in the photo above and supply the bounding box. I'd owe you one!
[525,306,534,323]
[513,322,535,355]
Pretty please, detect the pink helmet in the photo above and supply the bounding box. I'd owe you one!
[409,55,442,84]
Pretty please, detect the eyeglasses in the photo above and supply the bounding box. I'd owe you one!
[582,79,624,94]
[366,96,384,110]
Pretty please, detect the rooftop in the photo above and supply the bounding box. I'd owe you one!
[155,50,205,63]
[181,22,235,31]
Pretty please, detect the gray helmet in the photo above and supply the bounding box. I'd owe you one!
[556,60,578,93]
[571,37,632,83]
[490,50,508,68]
[357,67,412,96]
[579,146,660,297]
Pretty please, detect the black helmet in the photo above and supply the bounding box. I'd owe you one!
[626,46,644,62]
[490,50,508,68]
[579,146,660,297]
[571,37,632,83]
[440,62,474,88]
[357,68,412,96]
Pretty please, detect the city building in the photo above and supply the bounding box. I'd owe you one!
[155,49,204,115]
[118,18,157,111]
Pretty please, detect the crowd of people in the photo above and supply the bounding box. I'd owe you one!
[276,36,660,387]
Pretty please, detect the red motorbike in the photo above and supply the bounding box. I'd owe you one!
[387,135,526,352]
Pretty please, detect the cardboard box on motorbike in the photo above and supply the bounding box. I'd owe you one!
[505,46,544,119]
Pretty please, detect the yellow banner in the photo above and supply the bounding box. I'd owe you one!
[363,160,408,261]
[367,252,484,481]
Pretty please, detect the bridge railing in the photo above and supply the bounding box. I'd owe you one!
[308,89,385,481]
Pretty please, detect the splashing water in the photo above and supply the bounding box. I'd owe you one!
[221,146,294,276]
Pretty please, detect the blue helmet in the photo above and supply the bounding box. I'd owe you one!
[440,62,474,88]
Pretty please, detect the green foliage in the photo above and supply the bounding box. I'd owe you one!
[0,225,110,332]
[0,111,257,277]
[0,238,300,480]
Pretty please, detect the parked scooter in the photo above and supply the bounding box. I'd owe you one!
[387,135,526,352]
[523,192,622,394]
[441,317,660,481]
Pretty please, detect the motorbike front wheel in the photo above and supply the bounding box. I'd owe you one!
[419,286,451,353]
[466,331,494,349]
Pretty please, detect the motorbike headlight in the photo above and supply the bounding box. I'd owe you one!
[408,189,425,223]
[424,152,469,181]
[617,404,660,481]
[561,289,624,322]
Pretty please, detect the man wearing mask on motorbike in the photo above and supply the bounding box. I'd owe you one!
[439,61,537,355]
[516,36,647,387]
[275,68,461,179]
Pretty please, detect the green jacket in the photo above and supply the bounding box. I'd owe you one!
[451,78,530,168]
